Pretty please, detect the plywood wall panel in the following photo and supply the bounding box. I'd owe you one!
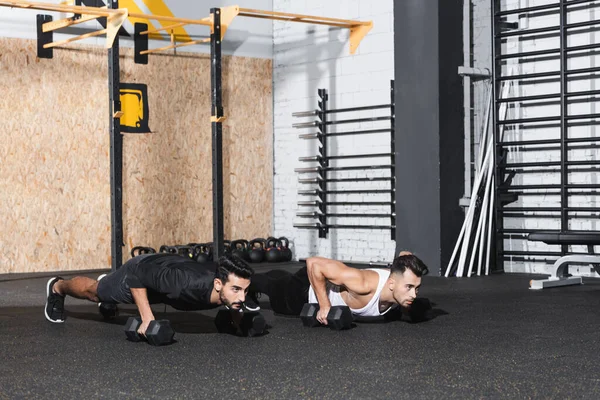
[0,38,272,273]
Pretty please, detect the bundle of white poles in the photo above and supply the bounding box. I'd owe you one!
[445,71,514,278]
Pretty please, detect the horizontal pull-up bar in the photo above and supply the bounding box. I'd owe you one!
[236,7,372,54]
[140,22,187,35]
[140,38,210,55]
[0,0,127,48]
[0,0,121,16]
[42,6,107,32]
[128,12,212,26]
[44,27,106,49]
[239,8,369,26]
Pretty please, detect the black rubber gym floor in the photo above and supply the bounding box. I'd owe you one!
[2,262,600,399]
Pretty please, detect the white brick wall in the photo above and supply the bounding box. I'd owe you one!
[474,0,600,275]
[272,0,395,262]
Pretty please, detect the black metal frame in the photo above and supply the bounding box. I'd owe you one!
[36,15,53,59]
[292,80,396,239]
[210,8,225,261]
[492,0,600,266]
[108,0,123,271]
[36,3,124,271]
[317,89,329,238]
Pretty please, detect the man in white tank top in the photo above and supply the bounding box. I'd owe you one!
[249,252,429,325]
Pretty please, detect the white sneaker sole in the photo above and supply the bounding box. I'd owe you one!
[97,274,107,308]
[244,304,261,312]
[44,278,64,323]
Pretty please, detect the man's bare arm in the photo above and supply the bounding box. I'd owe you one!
[306,257,371,324]
[131,288,155,335]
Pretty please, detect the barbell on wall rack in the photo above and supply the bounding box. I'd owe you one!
[298,189,393,195]
[298,177,393,183]
[295,165,394,173]
[299,128,392,139]
[296,211,395,218]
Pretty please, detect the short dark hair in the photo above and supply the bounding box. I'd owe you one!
[390,254,429,277]
[216,254,254,283]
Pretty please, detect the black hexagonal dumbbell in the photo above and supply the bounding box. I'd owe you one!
[407,298,432,322]
[299,303,353,330]
[124,317,175,346]
[214,310,266,337]
[98,303,118,319]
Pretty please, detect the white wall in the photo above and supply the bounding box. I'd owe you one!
[0,0,273,58]
[272,0,395,262]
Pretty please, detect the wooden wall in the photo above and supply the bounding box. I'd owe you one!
[0,38,273,273]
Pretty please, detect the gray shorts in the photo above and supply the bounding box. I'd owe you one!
[97,254,153,304]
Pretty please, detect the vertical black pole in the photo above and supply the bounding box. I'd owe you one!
[318,89,328,238]
[390,80,396,241]
[491,0,503,272]
[559,0,568,254]
[211,8,225,261]
[108,0,123,271]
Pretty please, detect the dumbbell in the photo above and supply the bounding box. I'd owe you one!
[299,303,353,330]
[98,303,118,319]
[214,310,266,337]
[407,298,432,322]
[124,317,175,346]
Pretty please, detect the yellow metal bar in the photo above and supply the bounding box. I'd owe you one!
[241,13,352,28]
[42,7,107,32]
[139,37,210,55]
[128,12,212,26]
[43,28,106,49]
[238,7,370,26]
[141,22,186,35]
[139,0,191,42]
[235,6,372,54]
[349,21,373,54]
[119,0,161,38]
[106,9,128,48]
[218,6,239,39]
[0,0,121,17]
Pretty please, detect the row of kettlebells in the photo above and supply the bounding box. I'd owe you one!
[130,236,293,264]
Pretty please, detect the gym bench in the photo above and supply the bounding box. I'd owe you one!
[527,231,600,290]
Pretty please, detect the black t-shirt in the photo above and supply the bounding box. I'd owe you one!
[126,253,218,311]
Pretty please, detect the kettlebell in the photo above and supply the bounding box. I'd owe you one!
[231,239,251,262]
[175,245,193,258]
[265,237,282,263]
[223,240,232,255]
[131,246,156,258]
[248,238,266,263]
[278,237,293,262]
[194,243,211,263]
[159,245,178,254]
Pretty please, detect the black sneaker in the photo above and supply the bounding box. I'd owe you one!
[243,291,261,312]
[45,277,66,323]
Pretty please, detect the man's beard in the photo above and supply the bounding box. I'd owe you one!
[219,290,242,309]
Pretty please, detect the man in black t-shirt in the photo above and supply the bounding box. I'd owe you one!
[44,254,257,335]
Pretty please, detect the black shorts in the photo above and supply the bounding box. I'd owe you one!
[253,267,310,316]
[97,254,154,304]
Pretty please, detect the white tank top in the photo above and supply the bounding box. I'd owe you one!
[307,268,395,318]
